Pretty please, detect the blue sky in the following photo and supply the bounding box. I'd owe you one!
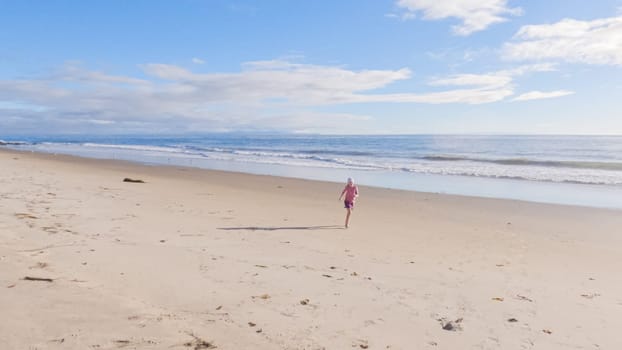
[1,0,621,134]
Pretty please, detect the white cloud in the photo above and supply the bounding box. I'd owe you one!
[0,60,562,132]
[87,119,116,125]
[503,16,622,65]
[385,12,415,21]
[191,57,205,64]
[429,74,513,88]
[396,63,558,104]
[396,0,522,35]
[512,90,574,101]
[59,63,149,85]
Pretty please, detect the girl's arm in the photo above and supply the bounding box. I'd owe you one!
[339,187,346,200]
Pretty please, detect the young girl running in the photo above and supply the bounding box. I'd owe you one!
[339,177,359,228]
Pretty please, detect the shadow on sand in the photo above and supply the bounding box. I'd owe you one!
[218,225,343,231]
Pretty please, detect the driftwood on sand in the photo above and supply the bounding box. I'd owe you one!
[23,276,54,282]
[123,178,145,183]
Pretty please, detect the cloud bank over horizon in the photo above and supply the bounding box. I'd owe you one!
[0,59,571,134]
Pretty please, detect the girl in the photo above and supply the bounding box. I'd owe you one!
[339,177,359,228]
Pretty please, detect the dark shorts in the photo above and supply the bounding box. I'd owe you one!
[344,200,354,209]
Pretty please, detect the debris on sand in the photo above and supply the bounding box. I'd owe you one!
[515,294,533,302]
[300,299,309,305]
[123,178,145,183]
[184,333,216,349]
[23,276,54,282]
[439,318,463,331]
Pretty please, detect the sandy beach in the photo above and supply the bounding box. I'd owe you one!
[1,148,621,350]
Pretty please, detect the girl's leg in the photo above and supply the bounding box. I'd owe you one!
[345,208,351,228]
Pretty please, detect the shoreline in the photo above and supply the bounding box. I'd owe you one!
[2,147,622,349]
[2,147,621,211]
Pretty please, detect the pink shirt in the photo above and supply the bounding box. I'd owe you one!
[342,185,358,202]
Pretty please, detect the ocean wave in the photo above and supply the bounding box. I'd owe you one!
[195,148,622,185]
[81,143,186,154]
[400,166,622,185]
[182,145,377,158]
[0,140,30,146]
[6,141,622,186]
[422,155,622,171]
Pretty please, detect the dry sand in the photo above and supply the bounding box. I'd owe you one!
[1,148,621,350]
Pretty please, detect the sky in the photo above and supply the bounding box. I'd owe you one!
[1,0,621,135]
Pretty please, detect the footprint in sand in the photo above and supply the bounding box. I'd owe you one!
[15,213,38,219]
[41,226,59,234]
[252,294,271,300]
[113,340,131,348]
[515,294,533,302]
[29,262,49,269]
[581,293,601,299]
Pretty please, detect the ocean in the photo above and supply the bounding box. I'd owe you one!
[2,134,622,209]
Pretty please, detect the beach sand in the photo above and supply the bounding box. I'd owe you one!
[1,148,621,349]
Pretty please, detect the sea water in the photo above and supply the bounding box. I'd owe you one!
[2,134,622,209]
